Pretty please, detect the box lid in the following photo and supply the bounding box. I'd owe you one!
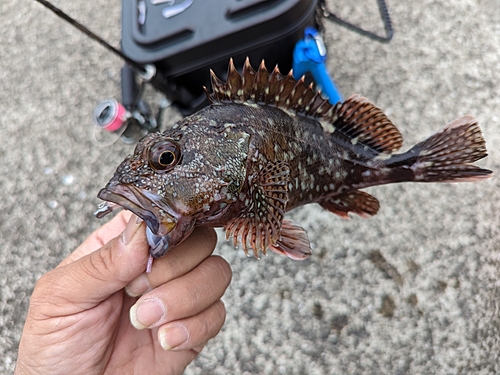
[122,0,317,76]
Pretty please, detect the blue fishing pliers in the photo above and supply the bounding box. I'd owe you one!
[293,27,343,105]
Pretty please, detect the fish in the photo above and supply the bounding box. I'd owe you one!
[95,58,492,269]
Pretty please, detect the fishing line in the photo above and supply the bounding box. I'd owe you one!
[34,0,147,74]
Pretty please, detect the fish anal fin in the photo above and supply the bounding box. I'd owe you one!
[268,219,312,260]
[320,190,380,219]
[224,161,290,258]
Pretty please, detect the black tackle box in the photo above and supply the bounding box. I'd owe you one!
[121,0,319,113]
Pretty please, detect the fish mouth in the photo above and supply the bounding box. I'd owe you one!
[96,184,179,257]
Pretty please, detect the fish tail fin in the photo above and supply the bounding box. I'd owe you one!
[389,116,492,182]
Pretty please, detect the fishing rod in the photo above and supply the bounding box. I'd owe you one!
[34,0,164,142]
[34,0,150,76]
[34,0,394,143]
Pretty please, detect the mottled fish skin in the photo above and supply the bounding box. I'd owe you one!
[97,58,492,262]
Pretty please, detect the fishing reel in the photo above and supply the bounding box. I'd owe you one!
[79,0,393,145]
[93,64,170,144]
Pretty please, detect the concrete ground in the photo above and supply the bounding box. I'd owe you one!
[1,0,500,373]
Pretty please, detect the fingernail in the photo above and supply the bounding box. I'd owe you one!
[122,215,143,246]
[125,274,150,297]
[159,324,189,351]
[129,298,165,329]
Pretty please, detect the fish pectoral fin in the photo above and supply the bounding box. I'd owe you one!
[319,190,380,219]
[268,219,312,260]
[224,161,290,258]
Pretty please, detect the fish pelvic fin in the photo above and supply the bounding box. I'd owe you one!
[389,116,492,182]
[319,190,380,219]
[268,219,312,260]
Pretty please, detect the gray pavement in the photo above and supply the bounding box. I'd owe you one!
[1,0,500,374]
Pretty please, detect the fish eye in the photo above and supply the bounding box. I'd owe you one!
[159,150,175,166]
[149,141,181,171]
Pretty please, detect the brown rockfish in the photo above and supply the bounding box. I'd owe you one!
[96,58,492,267]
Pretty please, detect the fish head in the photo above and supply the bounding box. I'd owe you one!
[97,122,250,258]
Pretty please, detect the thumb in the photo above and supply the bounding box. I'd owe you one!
[34,217,149,314]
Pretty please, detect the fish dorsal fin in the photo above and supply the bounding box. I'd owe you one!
[205,58,325,113]
[205,58,403,154]
[329,95,403,153]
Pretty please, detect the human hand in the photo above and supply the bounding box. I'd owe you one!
[15,211,232,375]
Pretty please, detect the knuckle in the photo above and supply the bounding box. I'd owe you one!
[160,301,226,350]
[207,255,233,284]
[207,301,226,338]
[213,300,227,329]
[185,279,202,313]
[86,248,113,281]
[217,298,227,316]
[30,273,54,302]
[33,270,69,298]
[198,315,211,339]
[28,271,74,316]
[93,225,111,248]
[194,302,225,343]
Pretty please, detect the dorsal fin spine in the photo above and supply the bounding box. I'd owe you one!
[207,58,404,154]
[227,58,241,100]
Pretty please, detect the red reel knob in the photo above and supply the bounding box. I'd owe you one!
[94,99,127,132]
